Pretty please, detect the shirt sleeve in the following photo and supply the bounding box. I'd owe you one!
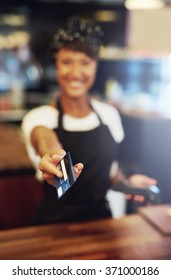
[21,105,58,179]
[107,106,125,143]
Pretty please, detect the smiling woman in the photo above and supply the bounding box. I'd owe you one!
[21,15,157,226]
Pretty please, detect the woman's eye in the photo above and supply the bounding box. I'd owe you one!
[82,60,91,66]
[61,59,72,65]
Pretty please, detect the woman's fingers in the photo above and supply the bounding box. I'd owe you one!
[42,172,55,181]
[51,149,66,164]
[39,153,63,178]
[74,163,84,179]
[126,194,145,202]
[39,148,84,187]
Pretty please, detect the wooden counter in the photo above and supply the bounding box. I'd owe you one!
[0,208,170,260]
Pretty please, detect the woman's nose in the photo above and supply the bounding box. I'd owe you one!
[71,64,82,77]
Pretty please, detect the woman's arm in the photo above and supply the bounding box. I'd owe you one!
[31,125,62,157]
[30,125,84,187]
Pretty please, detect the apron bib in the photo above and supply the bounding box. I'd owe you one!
[34,99,119,224]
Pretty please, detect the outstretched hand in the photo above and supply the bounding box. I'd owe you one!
[39,149,84,187]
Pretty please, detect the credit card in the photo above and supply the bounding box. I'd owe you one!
[55,152,76,199]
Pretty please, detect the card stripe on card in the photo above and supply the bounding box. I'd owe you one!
[61,159,68,180]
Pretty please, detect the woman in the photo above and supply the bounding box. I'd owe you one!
[22,16,157,225]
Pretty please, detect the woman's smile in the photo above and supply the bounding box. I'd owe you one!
[56,48,97,98]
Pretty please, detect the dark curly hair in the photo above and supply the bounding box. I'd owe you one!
[51,16,103,60]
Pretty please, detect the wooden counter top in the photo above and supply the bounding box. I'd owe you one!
[0,209,171,260]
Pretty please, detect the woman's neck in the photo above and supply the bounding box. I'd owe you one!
[59,95,93,118]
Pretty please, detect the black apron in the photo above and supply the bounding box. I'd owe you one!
[34,100,119,225]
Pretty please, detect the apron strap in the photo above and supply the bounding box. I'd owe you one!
[89,100,103,125]
[57,97,103,132]
[56,98,65,143]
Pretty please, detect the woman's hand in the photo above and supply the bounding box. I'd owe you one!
[127,174,158,202]
[39,149,84,187]
[128,174,158,188]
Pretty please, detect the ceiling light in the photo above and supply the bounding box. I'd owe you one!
[125,0,165,10]
[0,14,28,26]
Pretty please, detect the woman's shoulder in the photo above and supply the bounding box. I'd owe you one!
[25,104,57,116]
[22,104,58,123]
[91,98,124,143]
[22,104,58,132]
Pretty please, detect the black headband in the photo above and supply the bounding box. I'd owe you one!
[51,16,103,55]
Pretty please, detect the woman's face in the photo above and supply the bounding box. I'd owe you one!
[55,48,98,98]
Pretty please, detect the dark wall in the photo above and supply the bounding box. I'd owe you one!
[0,2,127,96]
[7,2,126,59]
[119,113,171,204]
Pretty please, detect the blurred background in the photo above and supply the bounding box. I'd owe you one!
[1,0,171,229]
